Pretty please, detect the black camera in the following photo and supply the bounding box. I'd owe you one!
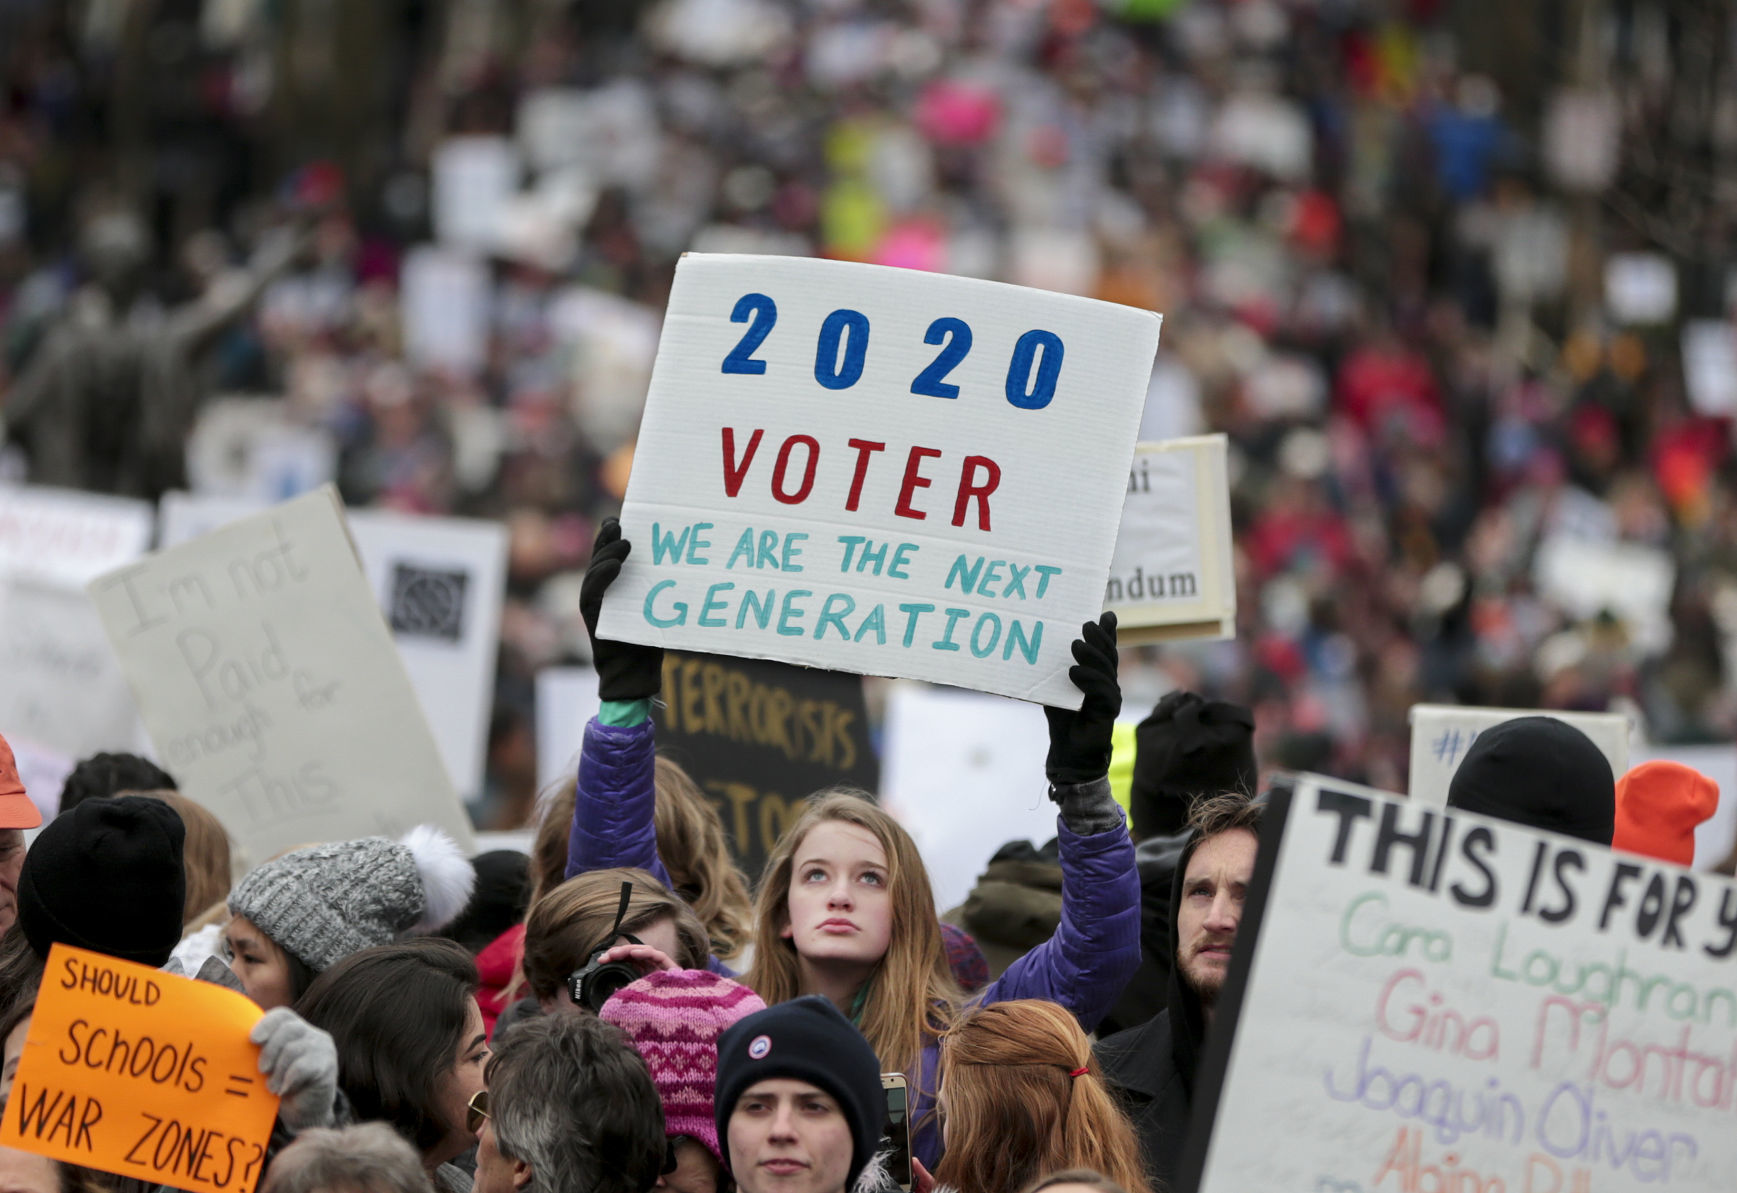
[567,942,642,1011]
[566,880,644,1013]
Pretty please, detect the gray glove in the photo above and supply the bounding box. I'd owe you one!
[1052,775,1127,837]
[252,1007,338,1132]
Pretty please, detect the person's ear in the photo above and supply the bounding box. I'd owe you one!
[512,1159,533,1190]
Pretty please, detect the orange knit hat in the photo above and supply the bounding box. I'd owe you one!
[1613,761,1719,866]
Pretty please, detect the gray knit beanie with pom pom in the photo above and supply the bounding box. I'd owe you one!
[227,825,474,972]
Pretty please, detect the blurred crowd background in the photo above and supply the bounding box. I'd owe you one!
[2,0,1735,827]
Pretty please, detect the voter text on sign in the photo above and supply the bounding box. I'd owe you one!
[597,254,1162,707]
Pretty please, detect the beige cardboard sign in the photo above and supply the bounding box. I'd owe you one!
[89,487,474,860]
[1105,435,1235,644]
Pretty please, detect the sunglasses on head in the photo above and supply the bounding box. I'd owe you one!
[466,1090,490,1135]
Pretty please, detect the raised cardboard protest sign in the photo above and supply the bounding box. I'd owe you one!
[0,487,152,766]
[1181,776,1737,1193]
[159,493,509,800]
[597,254,1161,707]
[1104,436,1234,644]
[1408,705,1630,808]
[90,488,474,861]
[1,945,277,1193]
[653,651,877,876]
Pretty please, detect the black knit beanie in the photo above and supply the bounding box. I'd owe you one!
[18,795,187,967]
[1129,691,1258,838]
[442,850,530,953]
[714,996,885,1188]
[1446,716,1615,846]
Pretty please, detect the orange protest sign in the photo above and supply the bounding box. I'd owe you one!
[0,945,279,1193]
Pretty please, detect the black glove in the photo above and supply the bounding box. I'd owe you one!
[579,518,665,702]
[1043,612,1121,786]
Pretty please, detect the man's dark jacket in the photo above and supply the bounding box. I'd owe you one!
[1094,826,1211,1189]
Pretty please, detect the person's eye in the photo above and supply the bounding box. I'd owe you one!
[803,868,827,883]
[859,871,885,887]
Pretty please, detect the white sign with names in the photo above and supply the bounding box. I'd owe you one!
[1185,777,1737,1193]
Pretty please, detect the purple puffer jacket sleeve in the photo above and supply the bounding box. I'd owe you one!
[564,715,735,979]
[565,716,670,887]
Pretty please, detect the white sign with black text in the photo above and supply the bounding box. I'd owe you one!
[1183,776,1737,1193]
[1104,435,1234,643]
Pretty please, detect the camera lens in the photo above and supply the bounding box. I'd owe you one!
[583,961,642,1012]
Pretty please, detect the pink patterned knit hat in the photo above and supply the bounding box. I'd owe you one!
[600,969,768,1163]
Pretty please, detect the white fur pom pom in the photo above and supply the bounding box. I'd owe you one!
[401,825,475,934]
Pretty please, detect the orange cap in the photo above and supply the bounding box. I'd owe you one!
[1613,761,1718,866]
[0,733,43,830]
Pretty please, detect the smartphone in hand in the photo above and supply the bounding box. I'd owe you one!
[881,1072,912,1192]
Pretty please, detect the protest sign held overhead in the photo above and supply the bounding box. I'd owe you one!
[89,487,475,862]
[596,254,1162,708]
[1181,775,1737,1193]
[1104,436,1234,644]
[1,945,278,1193]
[653,651,877,876]
[1409,705,1630,807]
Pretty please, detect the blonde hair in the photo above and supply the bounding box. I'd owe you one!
[653,756,753,959]
[530,763,753,960]
[745,790,961,1079]
[521,868,710,1002]
[934,1001,1151,1193]
[529,781,576,909]
[125,789,234,928]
